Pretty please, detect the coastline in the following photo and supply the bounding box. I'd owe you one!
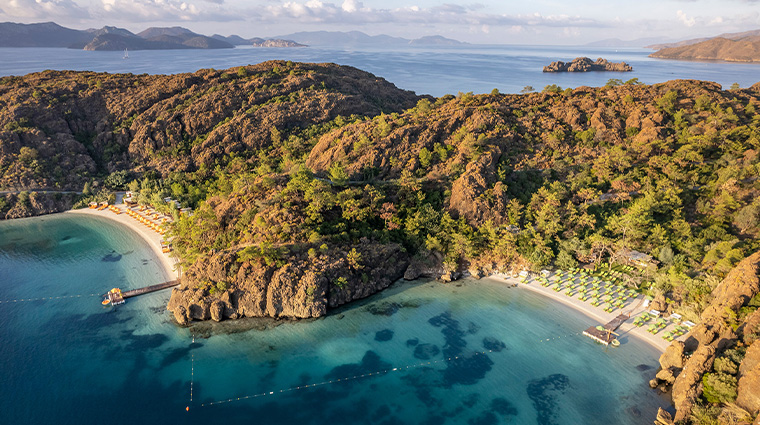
[66,206,180,282]
[487,274,672,352]
[45,205,668,353]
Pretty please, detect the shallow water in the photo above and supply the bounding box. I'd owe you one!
[0,214,668,424]
[0,44,757,96]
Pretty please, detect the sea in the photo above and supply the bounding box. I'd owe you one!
[0,44,758,96]
[0,214,669,425]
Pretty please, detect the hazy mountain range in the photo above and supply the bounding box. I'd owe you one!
[274,31,466,47]
[0,22,465,51]
[0,22,302,50]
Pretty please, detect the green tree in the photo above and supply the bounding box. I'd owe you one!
[18,147,38,164]
[605,78,623,88]
[104,170,130,189]
[347,248,363,270]
[521,86,535,94]
[419,147,433,168]
[555,249,578,269]
[328,162,348,186]
[702,372,737,404]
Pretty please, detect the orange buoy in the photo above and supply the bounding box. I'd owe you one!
[186,406,189,412]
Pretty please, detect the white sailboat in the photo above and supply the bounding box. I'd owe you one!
[123,48,129,59]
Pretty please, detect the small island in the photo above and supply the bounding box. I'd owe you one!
[543,57,633,72]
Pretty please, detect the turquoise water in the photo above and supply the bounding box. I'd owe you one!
[0,214,668,424]
[0,45,757,96]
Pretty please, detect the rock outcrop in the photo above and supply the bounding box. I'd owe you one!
[168,240,409,323]
[738,340,760,414]
[652,251,760,422]
[2,192,79,219]
[404,250,446,280]
[543,57,633,72]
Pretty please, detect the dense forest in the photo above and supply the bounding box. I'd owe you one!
[1,62,759,424]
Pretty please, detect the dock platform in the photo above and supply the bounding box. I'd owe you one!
[122,280,179,298]
[102,280,179,305]
[583,314,629,346]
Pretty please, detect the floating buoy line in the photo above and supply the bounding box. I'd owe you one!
[0,293,101,303]
[190,330,584,409]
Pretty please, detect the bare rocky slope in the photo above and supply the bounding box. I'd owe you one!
[651,36,760,63]
[0,61,421,191]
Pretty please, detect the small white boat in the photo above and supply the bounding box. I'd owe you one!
[123,48,129,60]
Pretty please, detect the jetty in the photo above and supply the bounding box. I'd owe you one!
[102,280,179,305]
[583,313,629,346]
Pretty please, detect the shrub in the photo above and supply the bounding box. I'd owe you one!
[334,277,348,288]
[713,357,738,375]
[702,372,737,404]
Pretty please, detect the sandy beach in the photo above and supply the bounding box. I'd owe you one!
[488,274,676,352]
[67,204,180,281]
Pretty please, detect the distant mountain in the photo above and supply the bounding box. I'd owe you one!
[276,30,408,46]
[650,35,760,62]
[647,29,760,50]
[211,34,250,46]
[408,35,466,46]
[83,27,232,51]
[274,30,464,47]
[0,22,236,50]
[0,22,93,47]
[585,37,672,48]
[86,25,135,38]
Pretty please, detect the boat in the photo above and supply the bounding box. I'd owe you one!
[610,339,620,347]
[101,297,111,306]
[123,48,129,60]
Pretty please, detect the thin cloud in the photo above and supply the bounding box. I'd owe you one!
[0,0,90,19]
[253,1,605,28]
[96,0,239,22]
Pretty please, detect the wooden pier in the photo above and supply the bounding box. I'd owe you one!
[102,280,179,305]
[583,314,629,346]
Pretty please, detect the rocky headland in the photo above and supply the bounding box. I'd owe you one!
[651,251,760,424]
[543,57,633,72]
[650,36,760,63]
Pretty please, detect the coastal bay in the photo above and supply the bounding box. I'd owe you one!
[0,214,670,424]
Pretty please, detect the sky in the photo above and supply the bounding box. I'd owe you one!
[0,0,759,44]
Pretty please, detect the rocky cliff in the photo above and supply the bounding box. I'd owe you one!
[167,239,409,323]
[543,57,633,72]
[652,251,760,423]
[0,191,79,219]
